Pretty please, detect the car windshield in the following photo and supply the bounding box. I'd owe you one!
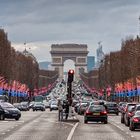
[89,105,105,112]
[81,104,88,107]
[35,103,43,106]
[135,111,140,116]
[21,102,28,105]
[136,106,140,110]
[52,102,57,105]
[128,106,135,111]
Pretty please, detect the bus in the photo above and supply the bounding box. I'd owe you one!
[34,95,44,103]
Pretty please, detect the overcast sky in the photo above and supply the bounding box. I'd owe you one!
[0,0,140,62]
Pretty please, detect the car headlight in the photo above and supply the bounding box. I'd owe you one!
[4,110,9,114]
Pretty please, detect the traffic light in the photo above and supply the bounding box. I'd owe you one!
[68,69,74,83]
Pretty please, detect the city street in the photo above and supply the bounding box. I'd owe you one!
[0,110,73,140]
[0,110,140,140]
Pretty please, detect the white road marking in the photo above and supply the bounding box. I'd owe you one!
[1,133,6,135]
[110,122,124,131]
[116,125,124,131]
[131,135,134,138]
[66,122,79,140]
[6,130,10,132]
[62,122,74,127]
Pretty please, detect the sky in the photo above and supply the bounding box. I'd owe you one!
[0,0,140,63]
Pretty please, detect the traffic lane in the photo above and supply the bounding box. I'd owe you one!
[109,113,140,140]
[72,115,135,140]
[0,110,44,139]
[2,110,73,140]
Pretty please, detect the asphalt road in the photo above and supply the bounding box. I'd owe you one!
[72,113,139,140]
[0,109,73,140]
[0,111,140,140]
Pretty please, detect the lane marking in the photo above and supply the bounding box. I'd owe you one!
[62,122,74,127]
[1,133,6,135]
[66,122,79,140]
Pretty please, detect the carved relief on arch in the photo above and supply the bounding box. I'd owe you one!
[52,57,62,64]
[62,57,76,64]
[77,57,86,63]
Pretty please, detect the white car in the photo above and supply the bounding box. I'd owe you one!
[50,102,58,111]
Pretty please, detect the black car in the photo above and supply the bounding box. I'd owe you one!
[105,102,119,115]
[84,105,108,124]
[0,102,21,120]
[32,102,45,111]
[129,111,140,131]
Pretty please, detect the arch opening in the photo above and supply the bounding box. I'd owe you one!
[63,59,75,81]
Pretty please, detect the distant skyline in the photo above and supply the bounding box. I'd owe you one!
[0,0,140,62]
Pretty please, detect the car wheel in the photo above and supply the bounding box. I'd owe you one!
[15,117,19,121]
[116,113,119,116]
[104,119,108,124]
[129,125,135,131]
[121,117,124,123]
[84,120,88,123]
[125,119,129,126]
[0,114,5,120]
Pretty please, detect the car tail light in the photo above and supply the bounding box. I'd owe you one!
[86,110,92,115]
[133,118,139,122]
[101,111,107,115]
[128,112,134,117]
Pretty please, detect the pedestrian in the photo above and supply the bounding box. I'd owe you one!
[57,98,63,121]
[65,100,69,120]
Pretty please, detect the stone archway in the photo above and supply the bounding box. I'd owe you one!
[50,44,89,79]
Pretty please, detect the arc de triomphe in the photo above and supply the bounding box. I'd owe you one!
[50,44,89,79]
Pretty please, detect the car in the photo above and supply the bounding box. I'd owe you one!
[132,104,140,113]
[43,101,50,108]
[118,102,127,112]
[74,103,80,113]
[129,111,140,131]
[13,103,22,111]
[32,102,45,111]
[122,103,137,126]
[20,102,29,111]
[105,102,119,115]
[78,103,88,115]
[29,101,35,109]
[0,102,21,120]
[50,102,58,111]
[84,104,108,124]
[124,105,136,126]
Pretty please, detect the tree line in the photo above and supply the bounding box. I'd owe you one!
[0,28,39,91]
[80,36,140,94]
